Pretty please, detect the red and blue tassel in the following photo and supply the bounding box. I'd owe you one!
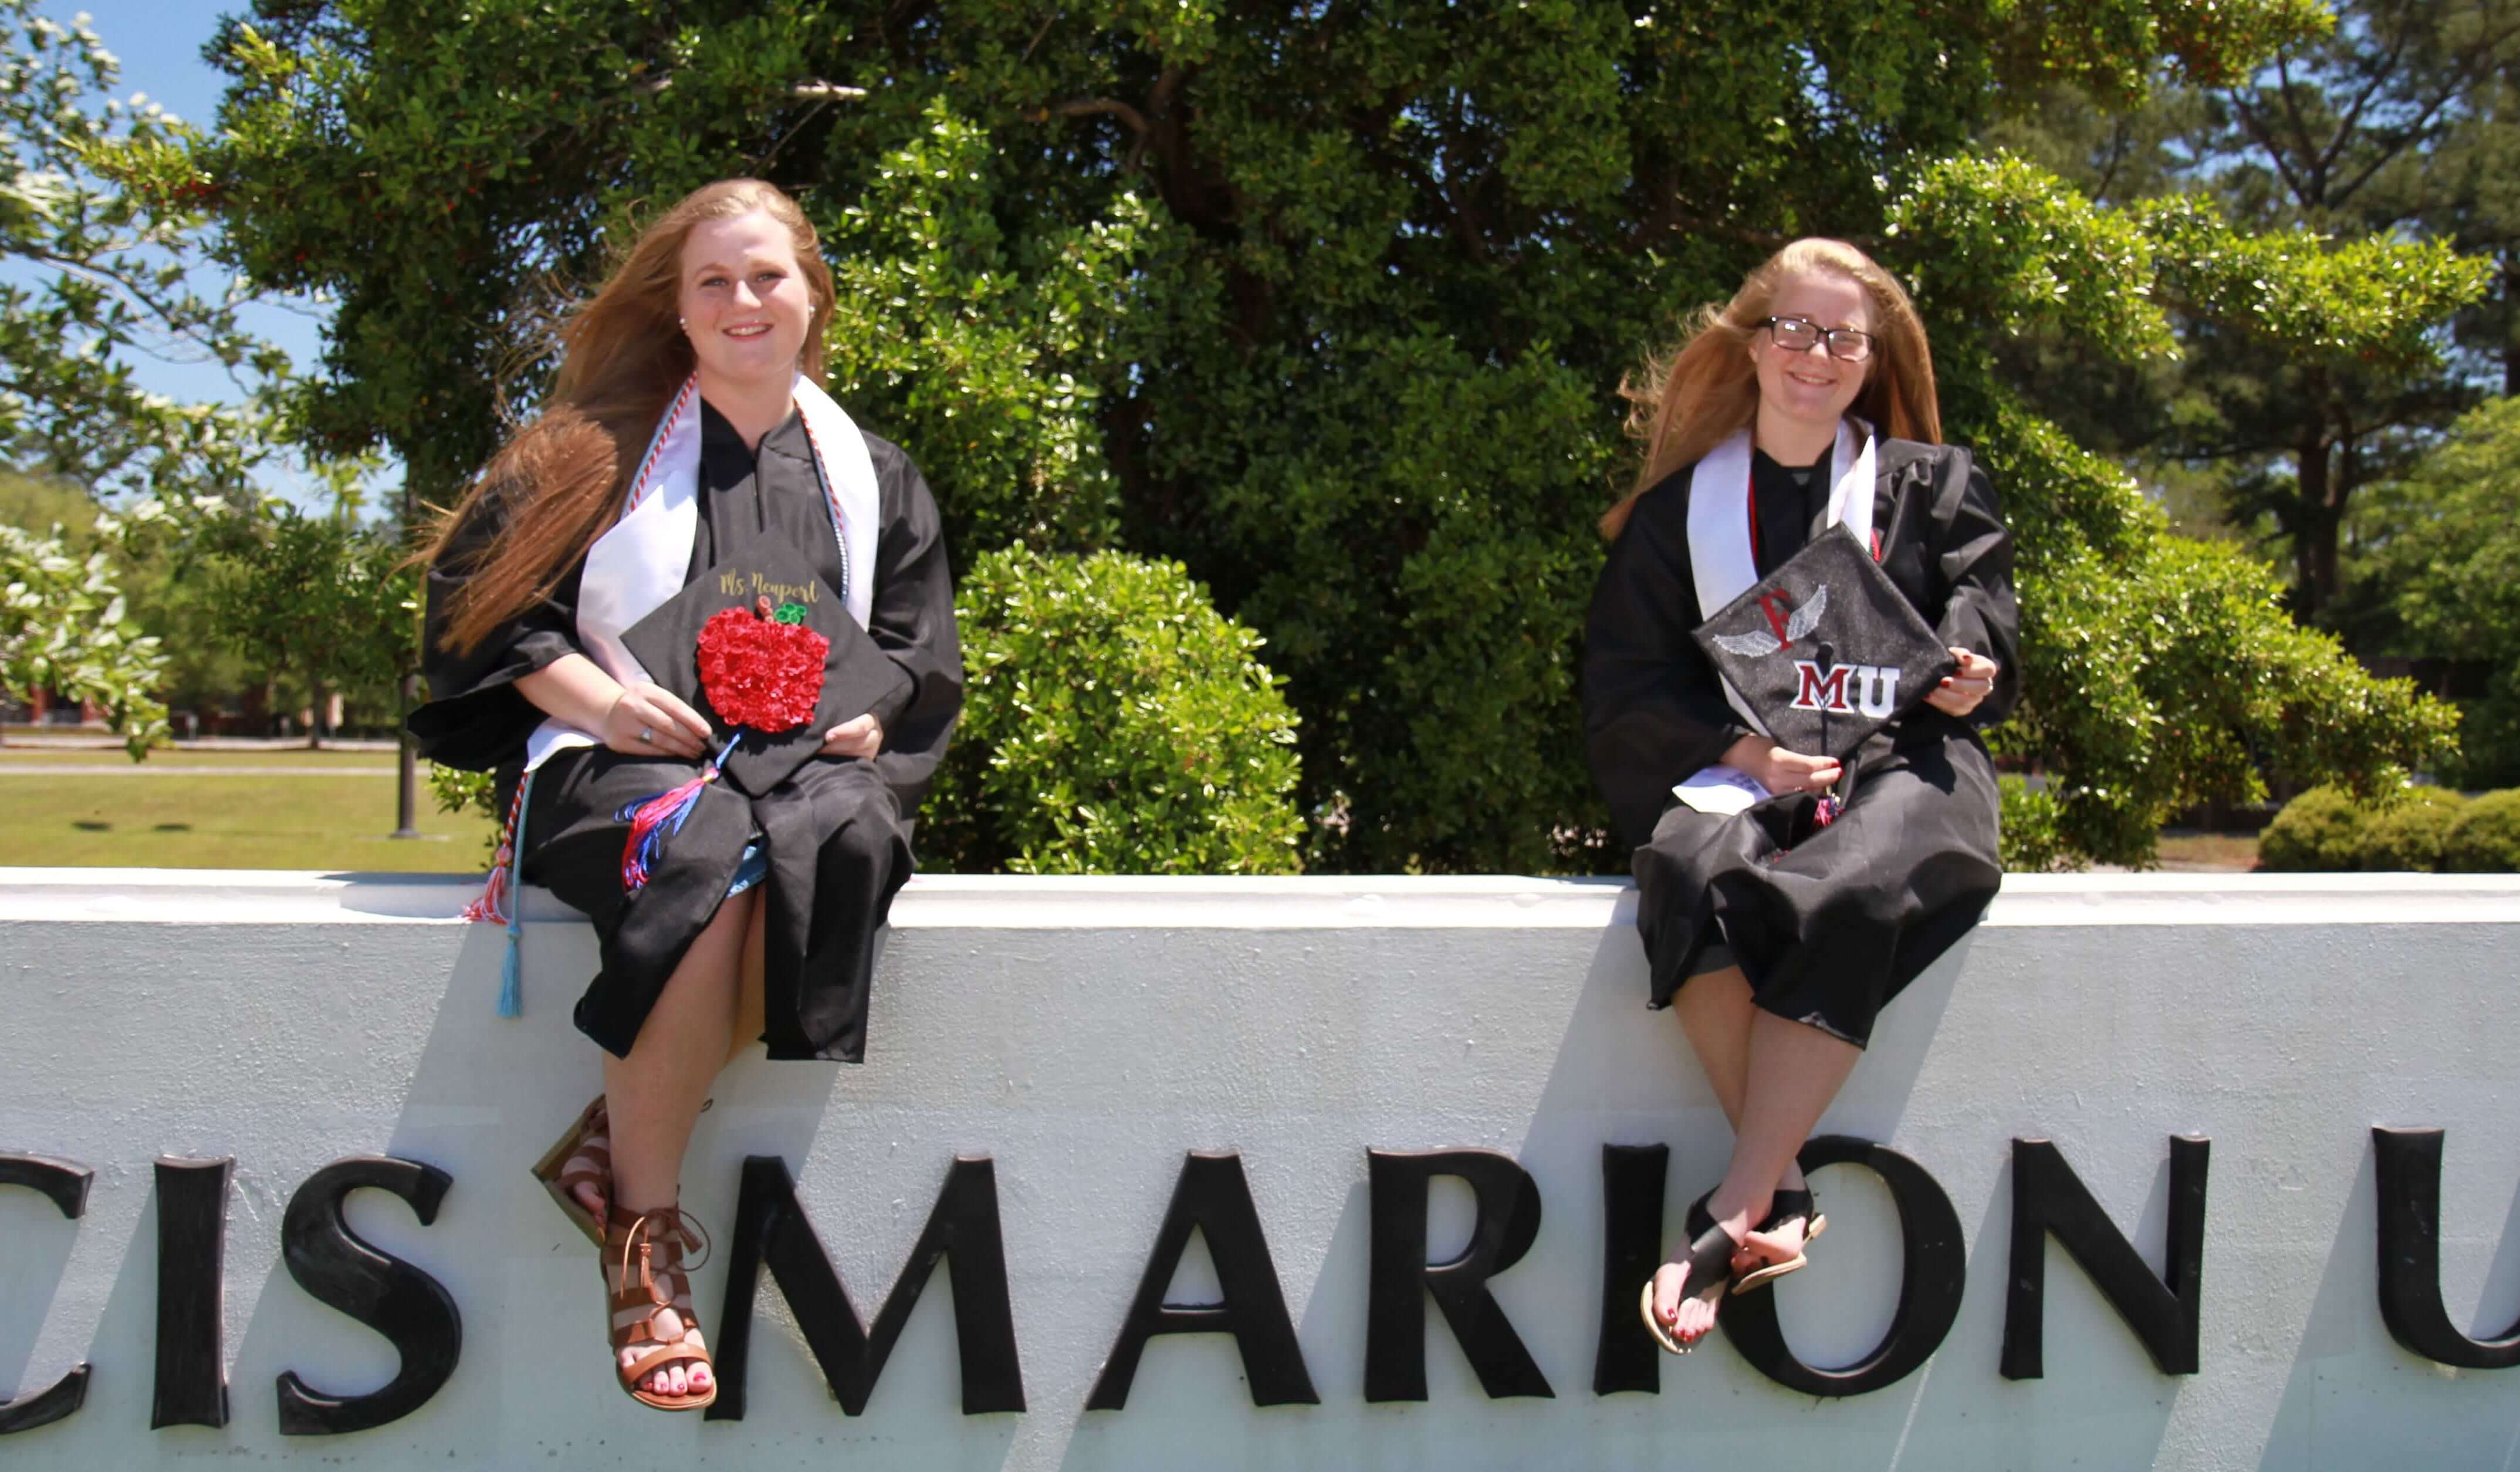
[618,734,739,896]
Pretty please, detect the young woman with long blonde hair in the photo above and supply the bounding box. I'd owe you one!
[410,178,962,1410]
[1582,238,2015,1353]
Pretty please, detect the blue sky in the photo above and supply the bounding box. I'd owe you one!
[21,3,383,507]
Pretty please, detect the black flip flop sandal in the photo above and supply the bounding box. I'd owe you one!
[1638,1195,1744,1355]
[1733,1186,1828,1295]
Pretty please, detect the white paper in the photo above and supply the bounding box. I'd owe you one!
[1672,764,1771,815]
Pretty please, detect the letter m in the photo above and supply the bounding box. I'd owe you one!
[708,1155,1025,1419]
[1792,661,1851,713]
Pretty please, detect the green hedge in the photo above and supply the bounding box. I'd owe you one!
[2256,786,2370,872]
[922,548,1305,875]
[2360,787,2470,873]
[2257,784,2515,873]
[1998,776,2076,873]
[2442,790,2520,873]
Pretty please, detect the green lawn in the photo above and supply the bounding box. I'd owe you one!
[0,743,2263,875]
[0,747,397,768]
[0,757,496,871]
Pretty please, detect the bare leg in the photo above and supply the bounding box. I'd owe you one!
[1671,967,1810,1196]
[726,892,766,1065]
[601,887,759,1396]
[577,893,766,1224]
[1656,975,1855,1347]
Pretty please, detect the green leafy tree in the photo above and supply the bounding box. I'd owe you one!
[1,470,256,727]
[1988,0,2520,620]
[2352,396,2520,785]
[198,0,2450,872]
[0,519,165,754]
[196,502,418,749]
[1895,156,2464,861]
[1,0,281,498]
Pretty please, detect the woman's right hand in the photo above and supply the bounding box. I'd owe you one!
[1721,734,1842,796]
[600,681,715,761]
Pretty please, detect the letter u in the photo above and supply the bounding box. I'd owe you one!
[1858,666,1899,718]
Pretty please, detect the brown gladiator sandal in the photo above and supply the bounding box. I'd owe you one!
[604,1205,716,1412]
[530,1095,610,1247]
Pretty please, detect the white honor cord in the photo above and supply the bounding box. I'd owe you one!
[1684,419,1875,734]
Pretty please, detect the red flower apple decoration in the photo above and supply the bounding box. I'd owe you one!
[696,596,828,732]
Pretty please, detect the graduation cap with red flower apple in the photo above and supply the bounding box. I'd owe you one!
[613,544,902,893]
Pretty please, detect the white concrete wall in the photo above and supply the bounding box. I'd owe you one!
[0,869,2516,1470]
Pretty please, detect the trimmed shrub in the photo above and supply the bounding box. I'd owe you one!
[924,548,1304,875]
[429,764,501,860]
[2359,786,2469,872]
[2441,790,2520,873]
[2256,786,2367,872]
[1998,776,2082,873]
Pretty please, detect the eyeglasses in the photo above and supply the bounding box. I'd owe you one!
[1761,315,1875,363]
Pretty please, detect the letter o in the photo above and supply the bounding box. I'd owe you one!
[1719,1136,1966,1396]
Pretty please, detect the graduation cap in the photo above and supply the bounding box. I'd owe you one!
[1691,524,1957,762]
[619,542,899,799]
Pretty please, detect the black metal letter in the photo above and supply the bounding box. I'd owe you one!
[274,1156,462,1434]
[0,1154,93,1435]
[1592,1143,1669,1395]
[1084,1151,1318,1410]
[152,1156,232,1429]
[709,1154,1024,1420]
[1364,1148,1551,1400]
[1720,1136,1964,1396]
[2373,1126,2520,1369]
[2002,1136,2207,1379]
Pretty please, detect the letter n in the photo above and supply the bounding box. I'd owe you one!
[1085,1152,1318,1409]
[0,1154,93,1435]
[1364,1149,1551,1400]
[2373,1126,2520,1368]
[2001,1136,2207,1378]
[708,1154,1024,1419]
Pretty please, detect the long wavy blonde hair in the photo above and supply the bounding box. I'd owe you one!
[425,178,836,654]
[1603,238,1940,541]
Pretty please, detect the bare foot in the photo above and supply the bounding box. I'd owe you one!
[1648,1257,1729,1348]
[1740,1214,1810,1268]
[619,1309,711,1397]
[563,1105,610,1221]
[605,1207,715,1404]
[1738,1174,1818,1271]
[1649,1201,1759,1349]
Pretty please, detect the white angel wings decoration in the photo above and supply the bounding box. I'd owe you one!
[1709,585,1828,657]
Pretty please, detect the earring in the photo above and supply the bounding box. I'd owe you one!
[678,316,687,329]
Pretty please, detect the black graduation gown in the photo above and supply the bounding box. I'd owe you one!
[1581,438,2018,1046]
[411,403,962,1062]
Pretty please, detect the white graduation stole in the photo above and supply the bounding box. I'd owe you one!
[523,373,882,773]
[1684,420,1876,738]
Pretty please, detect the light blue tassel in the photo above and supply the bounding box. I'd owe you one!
[496,930,522,1018]
[495,771,532,1019]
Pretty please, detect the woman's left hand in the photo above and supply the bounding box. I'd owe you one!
[818,712,884,759]
[1926,647,2000,717]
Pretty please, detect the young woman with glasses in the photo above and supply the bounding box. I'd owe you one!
[1582,238,2018,1353]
